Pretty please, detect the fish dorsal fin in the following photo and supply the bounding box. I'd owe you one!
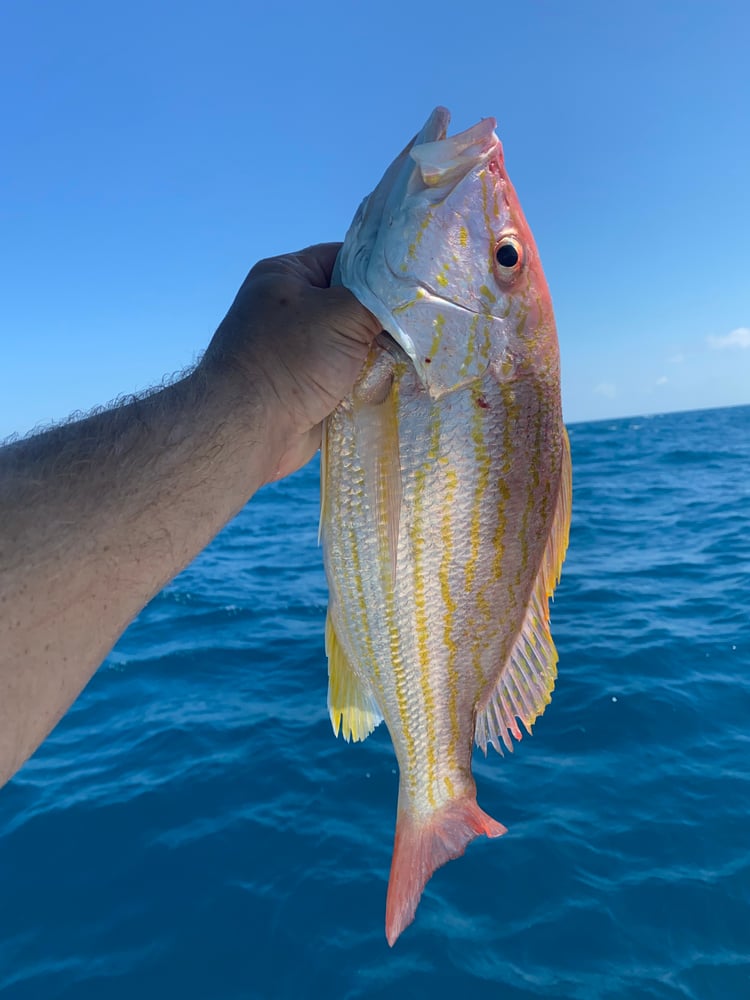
[475,429,572,754]
[326,609,384,742]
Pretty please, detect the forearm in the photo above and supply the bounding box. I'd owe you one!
[0,365,280,785]
[0,243,380,789]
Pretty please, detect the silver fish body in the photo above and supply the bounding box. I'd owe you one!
[321,108,571,944]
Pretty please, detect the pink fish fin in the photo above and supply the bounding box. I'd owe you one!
[325,608,383,742]
[475,429,572,755]
[385,796,507,946]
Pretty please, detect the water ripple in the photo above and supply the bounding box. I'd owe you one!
[2,407,750,997]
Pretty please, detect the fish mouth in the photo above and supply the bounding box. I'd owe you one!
[384,259,481,322]
[336,108,501,395]
[409,110,498,190]
[384,256,486,317]
[415,106,451,145]
[380,257,492,391]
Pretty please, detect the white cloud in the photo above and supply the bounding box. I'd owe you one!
[667,352,685,365]
[707,327,750,350]
[594,382,616,399]
[656,375,668,385]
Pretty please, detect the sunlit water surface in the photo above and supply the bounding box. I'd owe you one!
[1,405,749,999]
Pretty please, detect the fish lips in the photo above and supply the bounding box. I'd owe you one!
[408,110,498,193]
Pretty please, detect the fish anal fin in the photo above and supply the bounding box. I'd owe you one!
[475,428,572,755]
[385,795,507,946]
[326,609,383,742]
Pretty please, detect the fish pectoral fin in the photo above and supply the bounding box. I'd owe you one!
[475,589,558,755]
[318,420,328,545]
[354,350,403,582]
[318,416,330,546]
[326,609,383,742]
[385,795,506,946]
[475,429,572,754]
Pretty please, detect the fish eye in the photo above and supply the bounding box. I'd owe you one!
[494,235,524,280]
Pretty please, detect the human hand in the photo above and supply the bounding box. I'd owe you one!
[201,243,382,481]
[0,243,381,785]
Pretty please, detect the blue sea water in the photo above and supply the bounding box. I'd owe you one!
[1,404,749,999]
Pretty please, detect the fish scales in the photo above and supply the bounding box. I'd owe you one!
[321,107,571,945]
[325,370,563,797]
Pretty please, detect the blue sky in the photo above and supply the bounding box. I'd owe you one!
[1,0,748,436]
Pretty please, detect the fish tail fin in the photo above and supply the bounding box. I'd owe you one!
[385,795,507,946]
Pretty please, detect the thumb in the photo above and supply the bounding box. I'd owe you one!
[318,285,383,354]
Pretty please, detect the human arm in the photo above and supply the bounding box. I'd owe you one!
[0,243,380,787]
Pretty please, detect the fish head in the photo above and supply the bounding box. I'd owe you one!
[337,108,559,398]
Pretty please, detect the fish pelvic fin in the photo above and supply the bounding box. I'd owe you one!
[326,609,383,742]
[385,795,507,946]
[476,428,573,754]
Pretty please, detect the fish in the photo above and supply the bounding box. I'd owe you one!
[320,107,571,945]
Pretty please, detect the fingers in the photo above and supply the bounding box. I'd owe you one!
[250,243,343,288]
[321,285,382,346]
[293,243,343,286]
[245,245,382,346]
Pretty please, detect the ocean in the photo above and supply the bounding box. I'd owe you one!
[1,404,748,999]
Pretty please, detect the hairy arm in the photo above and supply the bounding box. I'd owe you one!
[0,244,380,787]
